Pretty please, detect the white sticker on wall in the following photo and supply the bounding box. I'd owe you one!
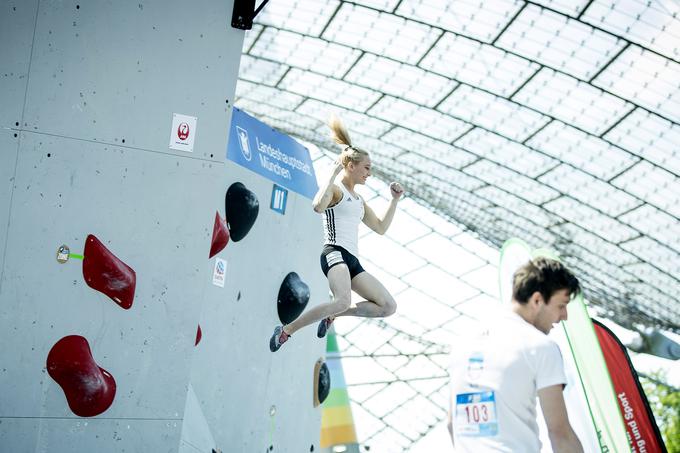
[169,113,197,152]
[212,258,227,288]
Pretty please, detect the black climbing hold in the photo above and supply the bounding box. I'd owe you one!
[225,182,259,242]
[318,362,330,405]
[277,272,310,324]
[310,445,314,452]
[237,291,241,301]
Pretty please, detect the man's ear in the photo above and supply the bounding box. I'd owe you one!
[529,291,544,307]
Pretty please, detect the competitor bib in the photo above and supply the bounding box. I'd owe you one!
[455,391,498,437]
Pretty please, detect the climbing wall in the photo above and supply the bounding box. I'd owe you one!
[186,165,327,453]
[0,0,326,452]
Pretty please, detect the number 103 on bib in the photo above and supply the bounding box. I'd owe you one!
[455,391,499,437]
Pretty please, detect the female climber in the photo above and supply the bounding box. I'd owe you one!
[270,116,404,352]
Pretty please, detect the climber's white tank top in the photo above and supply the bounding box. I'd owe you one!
[321,183,364,257]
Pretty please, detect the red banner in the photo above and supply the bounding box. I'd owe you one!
[593,320,667,453]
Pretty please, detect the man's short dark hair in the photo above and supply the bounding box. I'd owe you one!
[512,257,581,304]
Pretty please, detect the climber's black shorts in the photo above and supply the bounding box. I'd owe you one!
[320,245,365,279]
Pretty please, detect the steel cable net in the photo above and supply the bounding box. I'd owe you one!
[332,319,452,452]
[234,1,680,450]
[236,0,680,333]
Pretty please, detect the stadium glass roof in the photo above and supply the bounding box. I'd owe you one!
[233,1,680,451]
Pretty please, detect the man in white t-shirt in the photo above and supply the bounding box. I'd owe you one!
[448,257,584,453]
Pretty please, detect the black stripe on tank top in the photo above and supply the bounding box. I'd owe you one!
[326,208,336,243]
[331,208,336,243]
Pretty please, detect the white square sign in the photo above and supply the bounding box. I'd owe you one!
[169,113,197,152]
[212,258,227,288]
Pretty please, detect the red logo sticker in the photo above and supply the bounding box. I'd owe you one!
[177,122,190,141]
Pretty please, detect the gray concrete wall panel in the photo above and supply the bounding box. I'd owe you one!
[0,130,20,280]
[0,0,38,128]
[189,164,327,452]
[178,384,216,453]
[22,0,241,162]
[0,133,222,421]
[0,417,181,453]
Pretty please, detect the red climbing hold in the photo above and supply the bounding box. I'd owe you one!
[209,211,230,258]
[46,335,116,417]
[195,324,202,346]
[83,234,136,309]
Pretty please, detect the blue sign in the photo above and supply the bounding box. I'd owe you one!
[270,184,288,215]
[227,108,318,199]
